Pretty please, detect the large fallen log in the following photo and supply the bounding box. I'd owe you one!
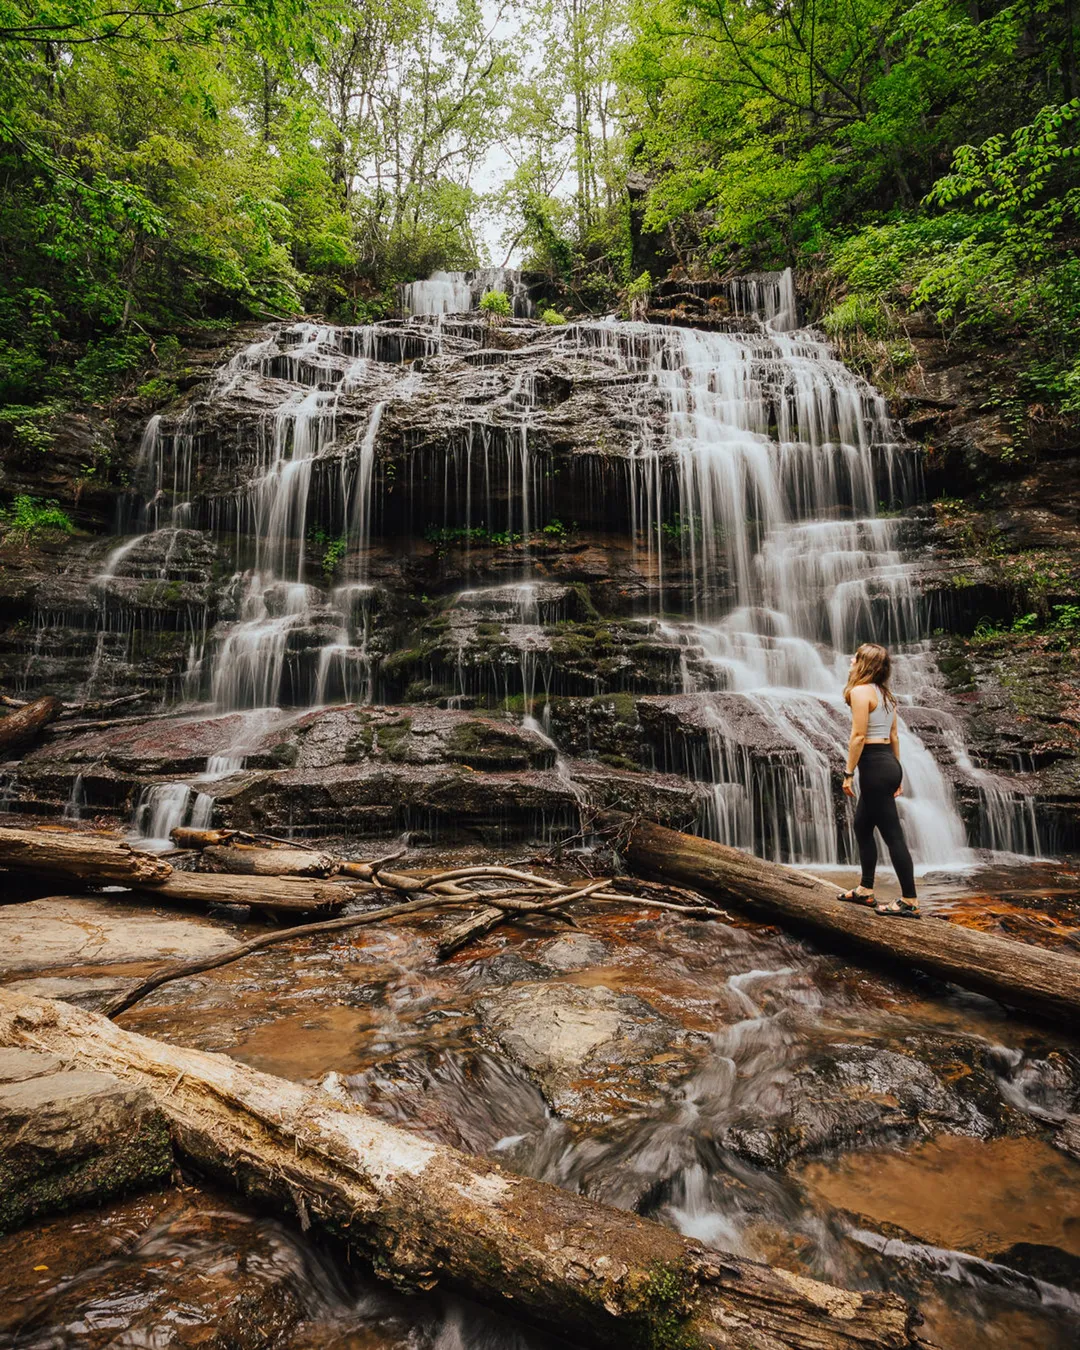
[0,696,63,756]
[0,825,173,886]
[609,813,1080,1023]
[143,871,353,914]
[0,990,924,1350]
[201,843,338,877]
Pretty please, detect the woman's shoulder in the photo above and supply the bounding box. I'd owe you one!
[849,682,875,703]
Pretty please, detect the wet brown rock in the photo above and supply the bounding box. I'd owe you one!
[0,1189,319,1349]
[0,1050,171,1233]
[476,980,707,1122]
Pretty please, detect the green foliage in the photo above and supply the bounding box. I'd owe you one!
[479,289,512,317]
[1,495,75,538]
[321,535,347,577]
[541,308,568,325]
[618,0,1080,407]
[627,269,652,319]
[822,295,893,340]
[0,0,514,403]
[136,377,179,403]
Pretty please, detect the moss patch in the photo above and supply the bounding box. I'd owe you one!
[0,1107,173,1236]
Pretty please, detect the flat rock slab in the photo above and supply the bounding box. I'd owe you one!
[539,935,611,970]
[477,981,706,1121]
[0,895,241,974]
[0,1055,172,1233]
[5,973,140,1011]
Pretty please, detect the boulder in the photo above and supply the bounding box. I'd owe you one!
[0,1050,171,1233]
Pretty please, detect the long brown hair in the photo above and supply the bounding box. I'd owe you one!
[844,642,895,708]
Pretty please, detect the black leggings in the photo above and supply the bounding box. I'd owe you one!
[854,745,916,898]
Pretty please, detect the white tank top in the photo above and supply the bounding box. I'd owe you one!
[866,684,894,738]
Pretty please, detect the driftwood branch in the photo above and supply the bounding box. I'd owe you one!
[1,689,150,717]
[0,696,63,755]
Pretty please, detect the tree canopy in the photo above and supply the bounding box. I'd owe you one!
[2,0,1079,407]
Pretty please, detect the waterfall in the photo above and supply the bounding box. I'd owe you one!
[401,267,535,317]
[572,314,1030,866]
[28,282,1036,864]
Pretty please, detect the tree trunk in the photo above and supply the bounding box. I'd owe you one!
[609,813,1080,1023]
[201,844,338,878]
[0,696,63,755]
[143,871,353,915]
[0,991,924,1350]
[0,826,173,886]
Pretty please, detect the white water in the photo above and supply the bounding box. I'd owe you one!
[96,274,1038,864]
[401,267,535,317]
[572,297,1033,866]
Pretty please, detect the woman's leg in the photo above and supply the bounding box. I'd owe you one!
[875,792,917,900]
[853,792,879,892]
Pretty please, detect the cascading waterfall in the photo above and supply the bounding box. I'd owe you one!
[401,267,535,318]
[65,265,1037,863]
[572,292,1031,865]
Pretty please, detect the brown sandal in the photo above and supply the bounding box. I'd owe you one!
[837,888,876,906]
[874,898,920,919]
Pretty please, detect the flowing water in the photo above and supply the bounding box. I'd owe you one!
[2,271,1078,1341]
[75,266,1037,865]
[6,868,1078,1349]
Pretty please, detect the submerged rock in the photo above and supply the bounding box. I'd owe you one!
[475,980,706,1122]
[719,1037,1032,1170]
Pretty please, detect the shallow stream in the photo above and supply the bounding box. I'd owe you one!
[3,855,1079,1349]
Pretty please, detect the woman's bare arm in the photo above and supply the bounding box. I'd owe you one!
[845,686,871,774]
[889,708,900,761]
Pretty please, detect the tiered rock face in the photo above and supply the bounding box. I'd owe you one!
[0,278,1073,854]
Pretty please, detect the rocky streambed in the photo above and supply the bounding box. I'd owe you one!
[2,854,1080,1349]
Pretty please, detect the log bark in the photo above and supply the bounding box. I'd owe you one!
[0,990,925,1350]
[0,696,63,755]
[201,844,338,878]
[144,871,353,914]
[0,826,173,886]
[436,906,508,957]
[609,813,1080,1023]
[170,828,237,850]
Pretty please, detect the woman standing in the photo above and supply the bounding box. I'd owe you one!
[836,643,920,918]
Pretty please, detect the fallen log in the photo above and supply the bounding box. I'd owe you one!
[142,871,353,914]
[1,689,150,717]
[201,843,338,878]
[609,813,1080,1023]
[0,696,63,756]
[0,825,173,886]
[436,905,508,956]
[0,990,925,1350]
[170,827,238,850]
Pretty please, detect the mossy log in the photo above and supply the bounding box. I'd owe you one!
[0,990,925,1350]
[608,812,1080,1023]
[0,825,173,886]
